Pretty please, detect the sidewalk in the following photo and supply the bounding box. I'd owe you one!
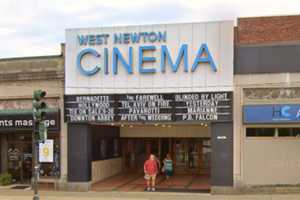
[91,173,210,192]
[0,190,300,200]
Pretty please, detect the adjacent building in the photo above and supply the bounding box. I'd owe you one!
[0,47,67,189]
[233,15,300,192]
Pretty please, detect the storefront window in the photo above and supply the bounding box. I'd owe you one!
[246,128,300,137]
[39,134,60,177]
[246,128,275,137]
[278,128,300,137]
[278,128,290,137]
[7,132,60,182]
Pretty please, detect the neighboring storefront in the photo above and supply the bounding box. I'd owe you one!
[0,104,60,182]
[64,21,234,191]
[233,15,300,193]
[0,51,67,188]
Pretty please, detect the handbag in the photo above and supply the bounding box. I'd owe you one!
[144,174,150,180]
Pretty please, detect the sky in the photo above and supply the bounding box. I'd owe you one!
[0,0,300,58]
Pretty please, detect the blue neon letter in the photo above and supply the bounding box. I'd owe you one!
[161,44,188,73]
[112,47,133,74]
[77,35,88,46]
[104,48,109,74]
[76,48,100,76]
[281,106,291,117]
[192,43,217,72]
[138,46,157,73]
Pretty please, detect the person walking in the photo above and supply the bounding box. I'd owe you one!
[144,154,158,191]
[163,153,173,180]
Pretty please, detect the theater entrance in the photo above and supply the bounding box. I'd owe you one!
[92,123,212,192]
[121,137,211,175]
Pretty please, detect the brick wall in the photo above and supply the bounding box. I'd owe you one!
[236,15,300,45]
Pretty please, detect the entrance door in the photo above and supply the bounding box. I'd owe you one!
[7,134,32,182]
[145,139,159,157]
[122,138,211,175]
[160,138,170,161]
[122,139,147,172]
[174,139,188,173]
[173,139,209,174]
[122,138,166,172]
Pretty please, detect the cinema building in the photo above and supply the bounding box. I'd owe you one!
[1,15,300,193]
[64,21,234,192]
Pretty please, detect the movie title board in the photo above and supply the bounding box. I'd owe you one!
[117,94,173,122]
[174,92,232,121]
[64,95,115,122]
[64,92,232,123]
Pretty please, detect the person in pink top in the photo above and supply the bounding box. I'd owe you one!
[144,154,158,191]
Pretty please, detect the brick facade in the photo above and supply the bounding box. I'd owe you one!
[236,15,300,45]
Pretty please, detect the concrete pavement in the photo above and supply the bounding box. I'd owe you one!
[0,190,300,200]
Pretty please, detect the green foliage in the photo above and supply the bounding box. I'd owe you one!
[0,173,12,186]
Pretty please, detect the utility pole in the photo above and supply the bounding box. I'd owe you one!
[32,90,48,200]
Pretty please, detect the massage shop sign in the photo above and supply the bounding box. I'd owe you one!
[65,21,234,95]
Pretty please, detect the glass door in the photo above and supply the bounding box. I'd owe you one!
[22,143,32,180]
[173,139,203,174]
[7,142,32,182]
[122,138,147,172]
[7,144,22,181]
[174,139,188,172]
[7,134,32,183]
[187,139,200,169]
[201,139,211,175]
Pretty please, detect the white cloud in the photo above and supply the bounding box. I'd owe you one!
[0,0,299,58]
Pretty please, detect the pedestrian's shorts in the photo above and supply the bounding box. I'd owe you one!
[144,174,156,180]
[165,170,173,177]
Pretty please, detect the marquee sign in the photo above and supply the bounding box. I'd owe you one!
[64,92,232,123]
[65,22,234,95]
